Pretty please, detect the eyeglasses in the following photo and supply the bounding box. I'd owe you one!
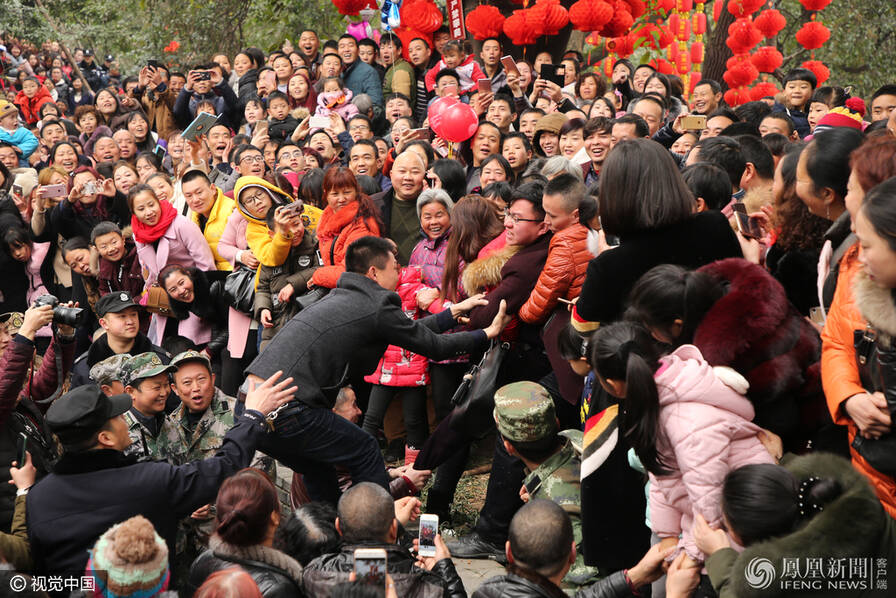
[242,191,270,206]
[503,210,543,224]
[240,155,265,164]
[349,124,370,132]
[279,151,302,160]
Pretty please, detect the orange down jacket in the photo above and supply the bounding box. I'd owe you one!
[821,243,896,518]
[519,223,594,324]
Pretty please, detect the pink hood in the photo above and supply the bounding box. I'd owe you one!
[649,345,773,563]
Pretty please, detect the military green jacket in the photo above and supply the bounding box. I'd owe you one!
[123,409,177,463]
[524,434,600,588]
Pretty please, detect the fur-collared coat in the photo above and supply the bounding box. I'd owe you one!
[694,258,833,453]
[705,453,896,598]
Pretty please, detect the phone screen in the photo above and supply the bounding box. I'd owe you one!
[734,210,762,239]
[16,433,27,466]
[501,56,519,76]
[418,515,438,556]
[354,549,387,586]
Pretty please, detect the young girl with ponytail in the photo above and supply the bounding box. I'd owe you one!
[590,322,775,566]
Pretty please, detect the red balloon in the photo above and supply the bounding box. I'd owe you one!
[427,96,459,135]
[439,103,480,142]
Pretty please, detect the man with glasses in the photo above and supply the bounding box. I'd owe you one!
[181,169,237,271]
[276,142,305,174]
[346,114,374,142]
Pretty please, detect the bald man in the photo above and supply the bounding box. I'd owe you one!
[372,150,427,264]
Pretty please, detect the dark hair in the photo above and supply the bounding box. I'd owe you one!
[90,221,123,244]
[734,101,772,128]
[508,435,561,463]
[338,34,359,47]
[431,158,467,201]
[763,112,796,135]
[810,86,848,109]
[267,91,290,106]
[696,136,746,190]
[322,166,381,230]
[625,263,726,346]
[4,226,32,251]
[544,172,586,213]
[804,127,864,201]
[510,180,546,220]
[336,482,395,543]
[508,499,574,577]
[783,67,818,90]
[772,145,828,252]
[355,175,379,196]
[642,72,671,97]
[708,107,739,123]
[584,116,612,138]
[383,93,411,108]
[62,237,91,258]
[479,153,513,182]
[849,136,896,194]
[441,195,503,301]
[612,114,649,138]
[215,469,279,546]
[632,93,666,116]
[501,131,532,159]
[40,120,65,139]
[434,68,460,87]
[681,163,732,211]
[298,168,325,208]
[591,321,667,474]
[558,118,586,139]
[126,183,157,213]
[734,135,775,180]
[346,236,395,274]
[135,150,163,173]
[860,177,896,253]
[380,32,402,50]
[598,138,694,236]
[694,79,722,95]
[575,72,607,99]
[274,502,340,566]
[720,122,760,138]
[231,143,262,168]
[481,181,512,205]
[558,321,593,362]
[590,97,617,119]
[723,464,842,545]
[761,133,793,158]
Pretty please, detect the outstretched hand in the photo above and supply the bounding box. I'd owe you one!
[244,371,297,415]
[484,300,511,339]
[450,293,487,321]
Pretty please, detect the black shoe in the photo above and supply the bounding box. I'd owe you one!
[447,532,506,562]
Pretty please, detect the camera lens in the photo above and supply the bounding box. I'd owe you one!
[53,306,85,328]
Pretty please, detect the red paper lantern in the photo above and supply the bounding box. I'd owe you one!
[606,33,635,57]
[391,27,431,58]
[802,59,830,85]
[724,87,751,107]
[675,53,690,75]
[727,0,764,18]
[597,1,633,38]
[753,9,786,38]
[667,43,680,61]
[401,0,443,34]
[676,0,693,10]
[532,0,570,36]
[726,53,749,70]
[726,17,762,53]
[655,0,676,13]
[796,22,830,50]
[799,0,832,10]
[625,0,646,19]
[569,0,614,33]
[689,42,704,64]
[750,82,780,101]
[331,0,366,15]
[465,5,505,40]
[713,0,723,21]
[503,9,543,46]
[750,46,783,73]
[723,61,758,88]
[650,58,675,75]
[688,71,702,94]
[692,12,706,35]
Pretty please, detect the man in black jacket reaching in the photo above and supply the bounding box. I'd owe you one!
[245,236,509,503]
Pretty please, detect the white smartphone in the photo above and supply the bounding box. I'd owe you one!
[418,514,438,557]
[354,548,387,586]
[309,115,331,129]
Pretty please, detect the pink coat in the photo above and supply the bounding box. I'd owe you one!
[364,267,433,387]
[217,210,253,358]
[136,214,216,346]
[649,345,774,562]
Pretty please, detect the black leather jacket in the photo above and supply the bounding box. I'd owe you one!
[303,543,466,598]
[472,565,634,598]
[188,548,304,598]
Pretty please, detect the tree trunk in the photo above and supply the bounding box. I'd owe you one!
[703,0,735,88]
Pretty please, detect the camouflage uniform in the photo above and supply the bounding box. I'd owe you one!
[494,382,601,589]
[88,354,131,387]
[120,353,178,463]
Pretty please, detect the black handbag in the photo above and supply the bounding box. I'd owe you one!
[851,325,896,476]
[223,266,256,315]
[295,286,329,311]
[449,340,509,440]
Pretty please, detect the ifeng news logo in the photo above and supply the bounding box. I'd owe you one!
[745,557,888,592]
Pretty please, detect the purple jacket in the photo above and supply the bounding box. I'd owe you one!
[649,345,774,562]
[135,214,216,287]
[408,229,451,289]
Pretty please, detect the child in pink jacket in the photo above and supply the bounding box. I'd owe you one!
[591,321,775,565]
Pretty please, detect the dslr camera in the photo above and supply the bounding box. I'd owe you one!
[33,295,85,328]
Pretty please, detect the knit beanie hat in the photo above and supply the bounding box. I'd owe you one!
[86,516,170,598]
[814,97,866,133]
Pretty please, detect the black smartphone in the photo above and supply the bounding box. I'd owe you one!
[540,64,565,87]
[523,473,542,496]
[732,202,762,239]
[147,59,163,70]
[16,433,27,466]
[152,144,166,158]
[196,71,212,81]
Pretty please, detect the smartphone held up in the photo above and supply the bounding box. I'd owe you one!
[354,548,388,586]
[418,514,438,557]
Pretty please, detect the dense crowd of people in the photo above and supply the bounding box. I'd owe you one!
[0,24,894,598]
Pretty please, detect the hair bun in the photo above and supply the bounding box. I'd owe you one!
[844,97,866,117]
[797,476,842,518]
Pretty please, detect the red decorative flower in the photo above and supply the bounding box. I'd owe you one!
[723,61,758,88]
[624,0,646,19]
[503,9,543,46]
[802,59,830,85]
[750,46,783,73]
[799,0,832,10]
[753,9,786,38]
[331,0,367,16]
[727,0,764,18]
[163,40,180,53]
[465,6,506,40]
[606,33,636,57]
[531,0,570,36]
[568,0,614,33]
[598,1,634,38]
[750,82,780,102]
[724,87,751,107]
[796,22,830,50]
[726,17,762,54]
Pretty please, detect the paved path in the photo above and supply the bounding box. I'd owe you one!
[455,557,506,592]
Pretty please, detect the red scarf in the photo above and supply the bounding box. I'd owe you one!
[131,199,178,244]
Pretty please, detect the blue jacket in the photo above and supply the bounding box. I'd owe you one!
[0,126,38,165]
[772,102,810,138]
[343,60,384,107]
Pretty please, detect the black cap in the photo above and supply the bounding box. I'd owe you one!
[46,385,131,447]
[84,49,94,57]
[96,291,139,317]
[104,54,114,62]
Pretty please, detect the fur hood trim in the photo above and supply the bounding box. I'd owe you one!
[725,453,890,598]
[743,184,773,215]
[854,269,896,346]
[461,245,520,298]
[208,535,303,583]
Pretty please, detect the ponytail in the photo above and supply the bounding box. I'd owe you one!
[591,322,668,475]
[722,464,843,546]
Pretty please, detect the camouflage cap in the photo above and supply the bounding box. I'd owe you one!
[0,312,25,335]
[169,350,211,371]
[89,353,132,386]
[493,381,558,443]
[120,352,174,387]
